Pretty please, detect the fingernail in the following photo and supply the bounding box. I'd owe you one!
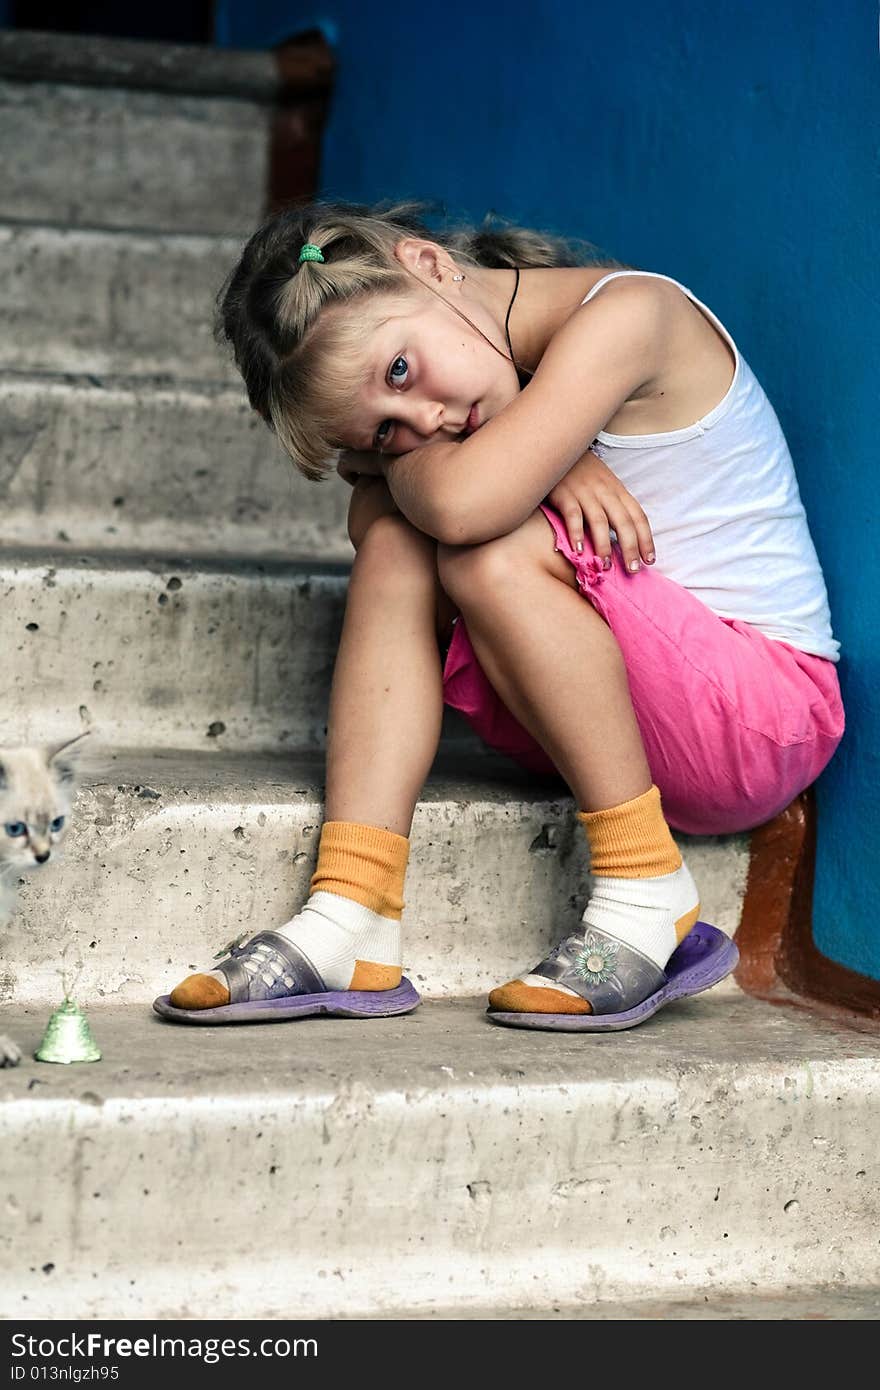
[628,559,640,572]
[576,541,583,554]
[646,552,655,564]
[603,556,612,570]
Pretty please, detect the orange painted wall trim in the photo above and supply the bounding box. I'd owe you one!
[269,32,335,214]
[736,787,880,1030]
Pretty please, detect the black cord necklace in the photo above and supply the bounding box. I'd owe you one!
[504,267,532,388]
[504,266,519,361]
[427,262,530,386]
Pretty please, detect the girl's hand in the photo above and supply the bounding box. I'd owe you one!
[337,449,386,486]
[546,448,655,572]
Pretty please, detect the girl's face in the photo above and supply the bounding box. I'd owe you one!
[339,289,521,457]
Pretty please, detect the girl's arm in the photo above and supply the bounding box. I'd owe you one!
[383,278,666,545]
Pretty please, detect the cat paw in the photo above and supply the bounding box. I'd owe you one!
[0,1034,22,1067]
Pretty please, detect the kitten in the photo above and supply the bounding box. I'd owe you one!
[0,733,89,926]
[0,734,89,1064]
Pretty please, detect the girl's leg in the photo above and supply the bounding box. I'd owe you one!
[437,511,700,1016]
[168,513,456,1010]
[440,514,651,811]
[324,512,455,835]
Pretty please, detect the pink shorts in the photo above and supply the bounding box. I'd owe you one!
[441,505,845,836]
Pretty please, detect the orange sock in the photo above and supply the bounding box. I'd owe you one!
[310,820,409,919]
[170,820,409,1008]
[489,786,700,1014]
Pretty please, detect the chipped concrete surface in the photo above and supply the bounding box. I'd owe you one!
[2,750,750,1003]
[0,995,878,1319]
[0,373,352,561]
[2,552,348,749]
[399,1289,880,1318]
[0,29,281,99]
[0,224,241,380]
[0,80,270,235]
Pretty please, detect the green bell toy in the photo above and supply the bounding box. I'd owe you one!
[34,944,102,1064]
[35,998,101,1064]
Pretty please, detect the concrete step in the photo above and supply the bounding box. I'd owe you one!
[1,748,749,1004]
[1,993,876,1318]
[0,372,350,560]
[2,547,489,752]
[0,29,283,100]
[403,1290,880,1318]
[0,79,270,236]
[1,223,240,380]
[1,548,349,750]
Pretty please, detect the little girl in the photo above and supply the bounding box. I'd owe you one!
[155,199,844,1031]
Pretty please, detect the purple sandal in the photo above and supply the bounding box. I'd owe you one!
[153,930,421,1025]
[487,921,738,1032]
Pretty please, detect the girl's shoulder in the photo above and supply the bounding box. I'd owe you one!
[571,269,732,374]
[542,270,687,363]
[578,268,693,313]
[574,272,739,433]
[550,269,684,370]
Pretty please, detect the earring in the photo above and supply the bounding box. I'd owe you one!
[452,273,465,282]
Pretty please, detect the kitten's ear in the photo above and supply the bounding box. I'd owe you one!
[46,731,91,785]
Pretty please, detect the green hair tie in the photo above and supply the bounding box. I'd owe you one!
[298,243,325,265]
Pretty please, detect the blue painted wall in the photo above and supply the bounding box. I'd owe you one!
[217,1,880,978]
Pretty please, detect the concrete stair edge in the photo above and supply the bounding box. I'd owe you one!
[1,549,350,751]
[1,995,878,1319]
[0,78,271,237]
[1,747,751,1003]
[0,29,332,101]
[0,222,244,382]
[0,368,351,562]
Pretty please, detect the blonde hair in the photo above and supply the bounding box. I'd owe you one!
[217,199,615,481]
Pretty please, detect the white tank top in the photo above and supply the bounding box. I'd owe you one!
[581,271,840,662]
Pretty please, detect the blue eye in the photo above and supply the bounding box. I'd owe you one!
[50,816,65,833]
[5,822,26,838]
[374,355,410,449]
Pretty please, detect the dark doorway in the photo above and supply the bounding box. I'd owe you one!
[9,2,214,43]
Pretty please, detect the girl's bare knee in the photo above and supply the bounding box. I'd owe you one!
[437,537,503,603]
[354,511,435,569]
[436,520,527,589]
[437,509,573,603]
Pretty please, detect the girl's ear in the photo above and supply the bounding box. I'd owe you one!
[46,731,91,785]
[393,236,445,283]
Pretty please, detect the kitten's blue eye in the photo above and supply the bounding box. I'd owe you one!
[374,355,409,449]
[5,822,26,838]
[50,816,65,833]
